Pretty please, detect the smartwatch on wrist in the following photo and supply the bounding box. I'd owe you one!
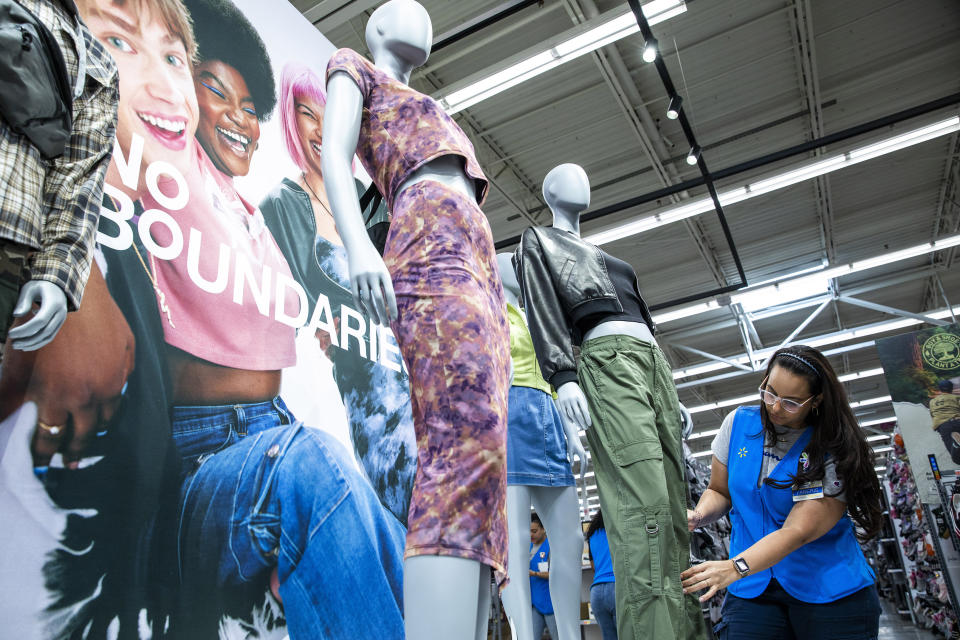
[733,557,750,577]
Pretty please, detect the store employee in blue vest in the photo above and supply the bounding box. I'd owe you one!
[681,345,885,638]
[529,513,559,639]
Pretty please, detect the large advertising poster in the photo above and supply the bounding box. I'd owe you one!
[876,324,960,503]
[0,1,417,637]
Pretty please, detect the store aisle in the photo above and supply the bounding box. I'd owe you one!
[879,598,941,640]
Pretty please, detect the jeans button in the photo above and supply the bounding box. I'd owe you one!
[266,444,280,458]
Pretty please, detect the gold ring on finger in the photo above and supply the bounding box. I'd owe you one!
[37,420,66,436]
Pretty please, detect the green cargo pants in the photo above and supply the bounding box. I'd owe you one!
[579,335,706,640]
[0,240,31,366]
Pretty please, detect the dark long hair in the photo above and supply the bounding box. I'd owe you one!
[585,509,604,541]
[760,345,883,540]
[584,509,605,562]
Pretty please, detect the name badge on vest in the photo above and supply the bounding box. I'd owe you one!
[793,480,824,502]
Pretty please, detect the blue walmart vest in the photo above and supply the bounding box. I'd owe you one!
[727,406,875,603]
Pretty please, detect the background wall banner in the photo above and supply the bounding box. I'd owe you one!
[0,0,416,637]
[876,324,960,503]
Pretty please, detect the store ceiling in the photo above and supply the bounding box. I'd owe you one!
[290,0,960,513]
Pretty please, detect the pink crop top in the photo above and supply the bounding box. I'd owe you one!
[142,143,298,370]
[326,48,489,210]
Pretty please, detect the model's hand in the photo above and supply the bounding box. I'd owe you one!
[687,508,704,532]
[556,381,591,430]
[681,560,740,602]
[0,265,134,467]
[679,402,694,439]
[7,280,68,351]
[347,240,397,326]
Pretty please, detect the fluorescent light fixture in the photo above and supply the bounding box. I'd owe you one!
[667,95,683,119]
[860,417,896,428]
[584,116,960,245]
[866,434,890,443]
[687,428,722,441]
[688,393,757,414]
[733,276,831,313]
[851,396,892,409]
[874,466,887,472]
[686,144,701,165]
[438,0,686,114]
[642,37,659,63]
[838,368,885,382]
[691,450,714,458]
[873,446,894,454]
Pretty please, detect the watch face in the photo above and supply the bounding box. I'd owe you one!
[734,558,749,574]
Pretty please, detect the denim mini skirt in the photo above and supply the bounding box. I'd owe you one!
[507,385,575,486]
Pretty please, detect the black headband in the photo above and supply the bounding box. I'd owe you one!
[777,352,819,377]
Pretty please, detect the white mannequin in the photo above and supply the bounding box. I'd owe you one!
[496,252,585,640]
[322,2,494,637]
[543,163,657,433]
[6,281,67,351]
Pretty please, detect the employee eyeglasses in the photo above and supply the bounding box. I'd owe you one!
[758,381,814,414]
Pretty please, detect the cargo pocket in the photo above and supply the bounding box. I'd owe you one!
[622,507,668,597]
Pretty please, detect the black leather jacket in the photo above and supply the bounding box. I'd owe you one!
[513,226,655,388]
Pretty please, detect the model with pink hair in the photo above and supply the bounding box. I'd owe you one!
[260,61,417,527]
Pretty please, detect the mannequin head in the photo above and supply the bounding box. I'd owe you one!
[366,0,432,69]
[543,163,590,217]
[495,253,520,301]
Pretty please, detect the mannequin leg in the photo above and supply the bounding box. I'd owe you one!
[530,486,583,640]
[405,555,489,640]
[476,563,493,640]
[502,485,535,640]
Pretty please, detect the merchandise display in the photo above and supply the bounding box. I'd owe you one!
[878,432,959,636]
[0,0,956,638]
[515,163,705,639]
[0,0,118,363]
[497,253,584,640]
[322,2,509,637]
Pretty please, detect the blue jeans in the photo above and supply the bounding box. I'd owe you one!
[531,606,558,639]
[172,397,406,639]
[716,580,880,639]
[591,582,618,640]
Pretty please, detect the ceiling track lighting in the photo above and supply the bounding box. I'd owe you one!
[642,37,659,63]
[686,144,701,165]
[667,94,683,119]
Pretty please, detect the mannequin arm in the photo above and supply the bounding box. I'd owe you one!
[322,72,397,325]
[554,396,586,480]
[7,281,67,351]
[556,381,591,430]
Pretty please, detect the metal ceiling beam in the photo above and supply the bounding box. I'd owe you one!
[789,0,837,266]
[494,92,960,251]
[837,295,949,327]
[559,0,731,289]
[303,0,379,30]
[432,0,543,52]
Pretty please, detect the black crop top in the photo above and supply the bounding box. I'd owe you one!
[575,250,654,336]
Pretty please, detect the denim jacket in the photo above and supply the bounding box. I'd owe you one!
[512,226,655,388]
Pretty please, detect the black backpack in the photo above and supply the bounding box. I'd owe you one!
[0,0,74,159]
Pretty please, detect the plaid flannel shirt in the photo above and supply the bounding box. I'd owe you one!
[0,0,118,310]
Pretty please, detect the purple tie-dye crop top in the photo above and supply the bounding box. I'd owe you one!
[326,48,489,210]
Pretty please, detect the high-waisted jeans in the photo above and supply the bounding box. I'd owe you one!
[172,397,406,639]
